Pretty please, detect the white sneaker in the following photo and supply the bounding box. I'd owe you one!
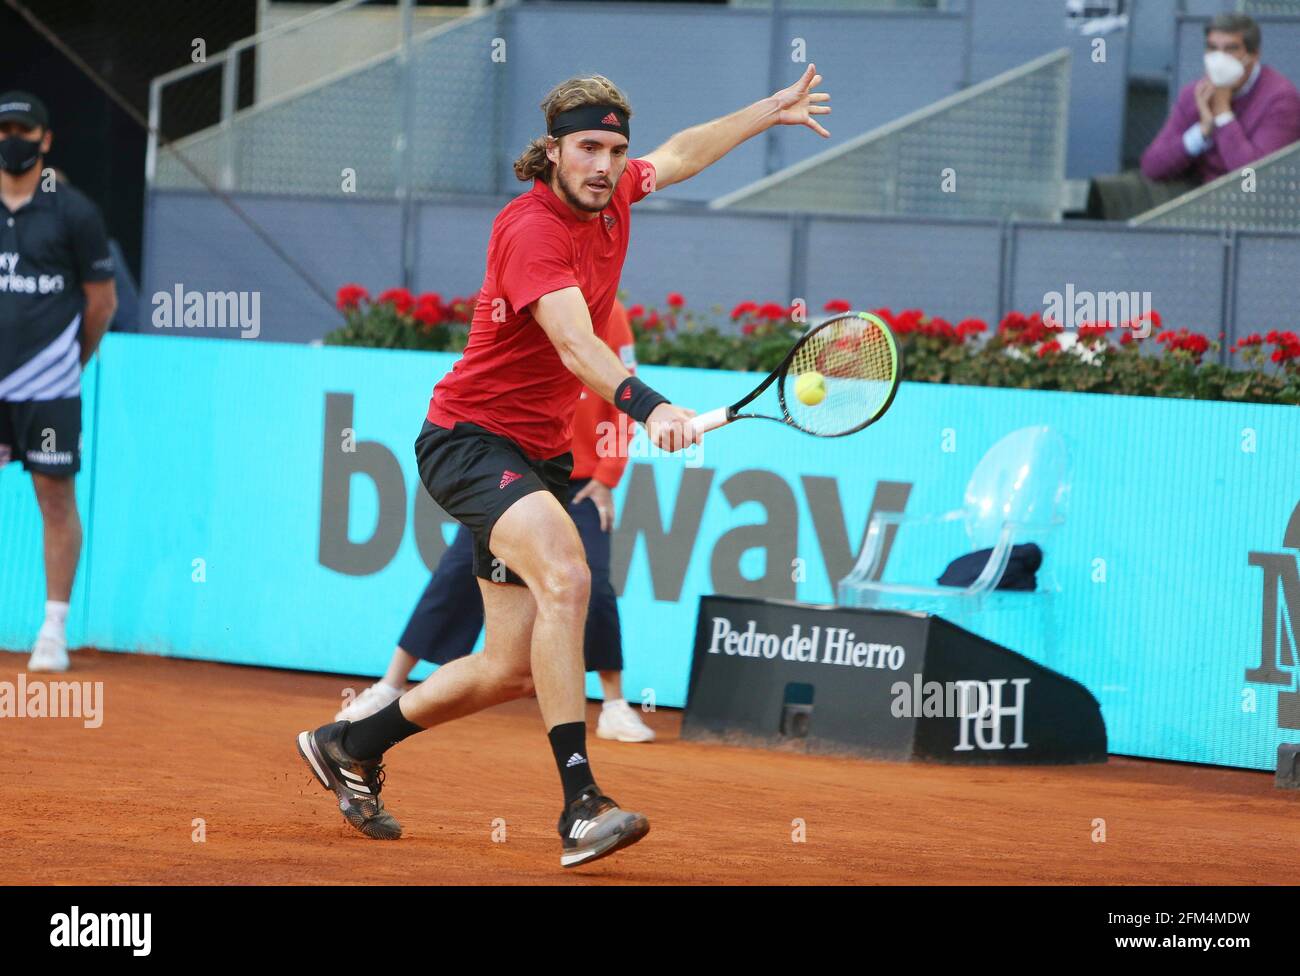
[596,699,656,743]
[28,633,69,673]
[335,681,404,722]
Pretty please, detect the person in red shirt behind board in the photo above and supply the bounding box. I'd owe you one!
[330,300,651,744]
[298,68,831,867]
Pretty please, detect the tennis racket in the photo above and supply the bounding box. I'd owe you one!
[689,311,902,438]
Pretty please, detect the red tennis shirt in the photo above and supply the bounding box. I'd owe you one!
[427,156,657,459]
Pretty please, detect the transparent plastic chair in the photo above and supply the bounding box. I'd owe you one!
[837,426,1071,658]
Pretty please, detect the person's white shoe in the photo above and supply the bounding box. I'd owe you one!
[596,699,656,743]
[28,633,69,673]
[335,681,404,722]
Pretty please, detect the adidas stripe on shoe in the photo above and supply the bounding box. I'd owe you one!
[296,721,403,840]
[557,788,649,868]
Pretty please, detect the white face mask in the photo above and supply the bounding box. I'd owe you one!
[1204,50,1246,88]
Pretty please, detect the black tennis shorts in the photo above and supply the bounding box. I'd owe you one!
[414,419,574,586]
[0,397,82,476]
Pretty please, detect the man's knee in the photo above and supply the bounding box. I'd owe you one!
[486,658,535,700]
[535,556,591,614]
[33,475,77,523]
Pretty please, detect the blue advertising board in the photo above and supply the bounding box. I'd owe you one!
[3,333,1298,770]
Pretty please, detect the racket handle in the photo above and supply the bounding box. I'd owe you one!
[690,407,730,435]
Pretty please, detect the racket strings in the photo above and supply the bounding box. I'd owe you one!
[783,315,897,435]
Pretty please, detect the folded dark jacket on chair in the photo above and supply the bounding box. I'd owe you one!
[937,543,1042,591]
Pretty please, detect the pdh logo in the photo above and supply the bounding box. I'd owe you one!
[1245,500,1300,730]
[953,678,1030,751]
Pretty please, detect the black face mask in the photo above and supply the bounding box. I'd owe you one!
[0,135,43,175]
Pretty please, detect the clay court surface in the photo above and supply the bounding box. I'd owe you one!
[3,649,1296,885]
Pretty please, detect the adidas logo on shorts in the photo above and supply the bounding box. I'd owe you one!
[499,470,522,490]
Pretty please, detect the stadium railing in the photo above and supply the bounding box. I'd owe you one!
[1130,139,1300,230]
[1238,0,1300,15]
[731,0,941,7]
[151,5,501,197]
[708,50,1071,219]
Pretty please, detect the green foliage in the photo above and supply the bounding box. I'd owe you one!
[325,286,1300,406]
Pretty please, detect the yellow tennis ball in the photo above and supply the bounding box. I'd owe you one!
[794,370,826,406]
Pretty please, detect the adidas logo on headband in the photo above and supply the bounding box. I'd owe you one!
[549,104,630,139]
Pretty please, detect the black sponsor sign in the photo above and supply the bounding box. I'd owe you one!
[683,595,1106,764]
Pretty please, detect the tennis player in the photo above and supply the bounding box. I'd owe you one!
[334,300,655,744]
[299,67,831,867]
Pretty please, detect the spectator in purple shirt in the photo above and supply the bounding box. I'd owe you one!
[1141,13,1300,185]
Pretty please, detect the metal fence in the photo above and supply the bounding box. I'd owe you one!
[149,0,1130,204]
[710,50,1070,219]
[153,8,501,197]
[1132,140,1300,230]
[1239,0,1300,14]
[142,185,1300,367]
[731,0,940,7]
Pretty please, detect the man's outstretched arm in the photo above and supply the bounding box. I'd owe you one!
[533,287,699,452]
[641,63,831,189]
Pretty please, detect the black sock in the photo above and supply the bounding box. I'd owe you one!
[342,699,423,760]
[548,721,597,806]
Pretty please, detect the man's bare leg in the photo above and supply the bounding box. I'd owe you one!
[28,473,79,671]
[32,472,80,603]
[481,490,590,730]
[396,581,537,727]
[483,490,648,864]
[381,648,419,689]
[598,671,622,702]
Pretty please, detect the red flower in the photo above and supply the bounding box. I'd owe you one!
[666,292,685,308]
[823,299,853,314]
[758,302,788,321]
[627,304,645,320]
[1120,332,1134,345]
[1037,340,1061,358]
[887,309,923,336]
[1238,333,1263,347]
[336,283,369,312]
[1077,320,1114,336]
[644,311,661,331]
[377,287,415,315]
[956,318,988,338]
[921,317,957,341]
[413,293,444,328]
[730,301,759,321]
[999,311,1028,333]
[741,322,757,337]
[1156,328,1211,359]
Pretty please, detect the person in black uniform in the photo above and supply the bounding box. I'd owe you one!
[0,92,117,672]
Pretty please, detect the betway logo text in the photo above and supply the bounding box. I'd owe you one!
[318,393,912,593]
[707,617,906,670]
